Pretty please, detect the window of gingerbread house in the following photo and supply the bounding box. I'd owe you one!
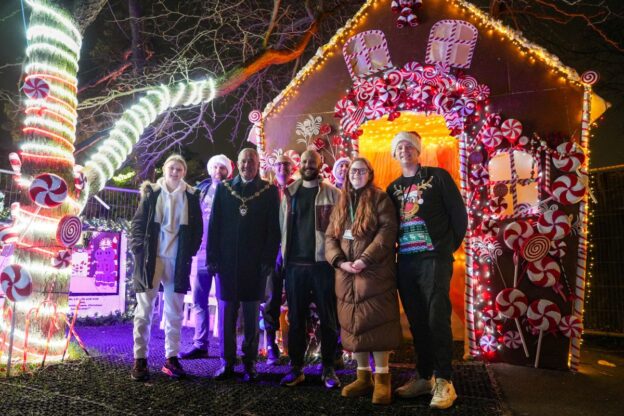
[488,149,540,217]
[342,30,392,80]
[426,20,478,69]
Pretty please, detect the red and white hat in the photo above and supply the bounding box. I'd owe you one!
[207,154,233,179]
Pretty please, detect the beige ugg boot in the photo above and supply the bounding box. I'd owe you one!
[341,369,374,397]
[372,372,392,405]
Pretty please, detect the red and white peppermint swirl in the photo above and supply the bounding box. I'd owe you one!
[527,299,561,332]
[29,173,68,208]
[422,65,438,81]
[559,315,582,338]
[470,164,489,187]
[581,70,599,85]
[479,219,500,237]
[496,288,528,319]
[458,76,478,95]
[334,97,356,118]
[486,113,502,127]
[355,81,375,102]
[500,119,522,143]
[549,239,567,258]
[527,256,560,288]
[433,93,452,113]
[1,264,32,302]
[8,152,21,174]
[503,330,522,349]
[475,84,491,100]
[410,85,434,102]
[479,334,498,353]
[74,170,87,191]
[520,234,551,262]
[482,307,502,327]
[56,215,82,248]
[454,98,476,117]
[364,99,386,119]
[22,77,50,99]
[52,249,72,269]
[0,224,18,245]
[537,209,571,240]
[489,197,508,217]
[553,142,585,172]
[551,174,586,205]
[503,220,534,251]
[480,126,504,149]
[384,68,404,87]
[248,110,262,124]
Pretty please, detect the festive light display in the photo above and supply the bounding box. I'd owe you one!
[0,0,218,371]
[259,0,603,370]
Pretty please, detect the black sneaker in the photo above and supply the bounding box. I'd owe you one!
[178,347,209,360]
[243,362,258,382]
[280,367,305,387]
[267,343,280,365]
[214,365,235,381]
[131,358,149,381]
[321,367,341,389]
[162,357,186,378]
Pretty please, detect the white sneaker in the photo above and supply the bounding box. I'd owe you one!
[430,378,457,409]
[394,376,434,398]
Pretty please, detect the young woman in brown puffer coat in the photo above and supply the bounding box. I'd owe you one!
[325,157,401,405]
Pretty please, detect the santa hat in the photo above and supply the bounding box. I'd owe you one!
[207,154,233,178]
[332,157,351,179]
[391,131,422,158]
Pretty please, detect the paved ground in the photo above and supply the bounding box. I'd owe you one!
[0,324,506,416]
[490,336,624,416]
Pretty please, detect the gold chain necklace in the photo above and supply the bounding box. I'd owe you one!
[223,181,271,216]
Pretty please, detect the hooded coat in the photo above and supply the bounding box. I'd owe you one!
[129,181,203,294]
[325,188,402,352]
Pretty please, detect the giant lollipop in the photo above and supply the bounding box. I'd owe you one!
[527,299,561,368]
[551,174,585,205]
[1,264,32,377]
[527,256,561,288]
[537,209,571,241]
[503,220,534,286]
[495,288,530,357]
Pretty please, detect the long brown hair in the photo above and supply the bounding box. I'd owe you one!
[332,158,379,238]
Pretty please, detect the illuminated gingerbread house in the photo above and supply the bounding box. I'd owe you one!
[253,0,608,370]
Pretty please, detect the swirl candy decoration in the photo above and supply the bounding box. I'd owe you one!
[527,299,561,367]
[503,220,534,251]
[500,119,522,144]
[479,219,500,237]
[553,142,585,172]
[1,264,33,302]
[248,109,262,124]
[475,84,491,100]
[482,307,502,328]
[549,239,567,258]
[520,234,551,262]
[479,126,503,149]
[559,315,582,338]
[537,209,571,240]
[496,288,530,357]
[364,99,386,119]
[28,173,68,208]
[470,165,489,187]
[334,97,356,117]
[52,250,72,269]
[581,70,599,85]
[489,197,508,217]
[384,68,404,87]
[551,174,586,205]
[56,215,82,248]
[355,81,375,102]
[503,330,522,350]
[527,256,560,288]
[8,152,21,174]
[479,334,498,353]
[458,75,478,95]
[22,76,50,99]
[0,224,19,245]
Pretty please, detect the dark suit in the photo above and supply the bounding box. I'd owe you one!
[208,175,280,365]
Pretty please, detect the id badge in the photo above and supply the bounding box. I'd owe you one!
[343,229,354,240]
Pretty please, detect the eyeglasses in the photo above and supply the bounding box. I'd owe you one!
[349,168,369,176]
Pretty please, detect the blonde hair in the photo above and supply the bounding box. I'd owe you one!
[163,154,187,172]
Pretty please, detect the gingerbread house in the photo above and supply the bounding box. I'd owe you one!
[252,0,608,370]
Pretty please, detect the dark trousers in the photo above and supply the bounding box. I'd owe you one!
[218,299,260,366]
[285,262,337,368]
[397,254,454,380]
[264,268,283,336]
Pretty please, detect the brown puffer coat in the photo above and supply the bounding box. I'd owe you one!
[325,188,401,352]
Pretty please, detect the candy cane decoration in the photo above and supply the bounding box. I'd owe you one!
[459,132,478,356]
[570,84,592,371]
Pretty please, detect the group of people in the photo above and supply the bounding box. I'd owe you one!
[128,131,467,409]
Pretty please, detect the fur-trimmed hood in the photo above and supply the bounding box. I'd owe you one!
[139,180,197,197]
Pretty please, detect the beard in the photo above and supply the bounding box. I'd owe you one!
[301,168,319,181]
